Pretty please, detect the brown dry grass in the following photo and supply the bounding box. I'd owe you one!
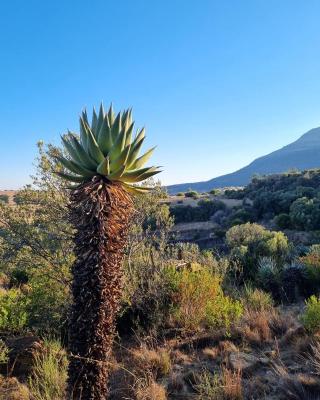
[0,376,30,400]
[130,346,171,378]
[222,367,242,400]
[134,374,167,400]
[240,310,272,345]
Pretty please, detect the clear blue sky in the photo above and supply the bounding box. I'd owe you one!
[1,0,320,189]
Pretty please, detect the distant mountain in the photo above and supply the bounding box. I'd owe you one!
[167,127,320,194]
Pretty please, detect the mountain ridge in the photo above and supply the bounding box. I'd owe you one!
[167,127,320,194]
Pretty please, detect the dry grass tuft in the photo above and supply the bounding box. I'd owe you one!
[134,374,167,400]
[218,341,238,355]
[202,347,219,360]
[167,372,185,393]
[222,367,242,400]
[240,310,272,345]
[274,364,320,400]
[0,376,30,400]
[269,311,296,336]
[131,346,171,378]
[309,340,320,375]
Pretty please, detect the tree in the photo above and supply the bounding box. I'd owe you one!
[56,104,160,399]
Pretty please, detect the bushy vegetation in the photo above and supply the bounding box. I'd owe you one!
[232,170,320,230]
[170,199,226,223]
[301,295,320,333]
[2,143,320,398]
[226,223,290,280]
[184,190,199,198]
[0,195,8,204]
[166,267,243,331]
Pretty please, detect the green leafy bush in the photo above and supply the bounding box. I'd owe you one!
[26,274,70,334]
[290,197,320,230]
[226,223,290,280]
[0,288,29,332]
[275,213,291,229]
[299,249,320,295]
[168,268,243,332]
[185,190,199,198]
[301,295,320,333]
[0,194,9,204]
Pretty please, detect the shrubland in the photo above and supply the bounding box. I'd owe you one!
[1,145,320,399]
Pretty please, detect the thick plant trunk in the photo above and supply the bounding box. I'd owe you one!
[67,177,133,399]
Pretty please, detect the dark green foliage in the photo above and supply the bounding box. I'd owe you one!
[290,197,320,230]
[275,213,292,229]
[224,189,245,199]
[170,200,226,223]
[228,207,253,226]
[185,191,199,198]
[232,170,320,230]
[0,195,9,204]
[13,192,26,204]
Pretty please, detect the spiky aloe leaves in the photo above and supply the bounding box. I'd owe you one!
[55,104,161,194]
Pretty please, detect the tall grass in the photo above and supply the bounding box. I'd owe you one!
[28,338,67,400]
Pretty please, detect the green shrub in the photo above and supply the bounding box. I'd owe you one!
[176,192,184,197]
[0,288,29,332]
[26,274,70,334]
[226,223,290,280]
[275,213,291,229]
[299,253,320,295]
[290,197,320,231]
[28,339,68,400]
[205,295,243,333]
[301,295,320,333]
[168,268,243,332]
[185,190,198,198]
[242,285,273,312]
[0,194,9,204]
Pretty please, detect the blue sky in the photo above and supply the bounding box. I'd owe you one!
[1,0,320,189]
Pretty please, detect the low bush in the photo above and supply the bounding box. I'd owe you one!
[0,195,9,204]
[168,268,243,332]
[299,251,320,295]
[0,288,29,333]
[275,213,292,229]
[185,191,199,198]
[242,286,273,312]
[301,295,320,334]
[226,223,290,281]
[26,274,70,334]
